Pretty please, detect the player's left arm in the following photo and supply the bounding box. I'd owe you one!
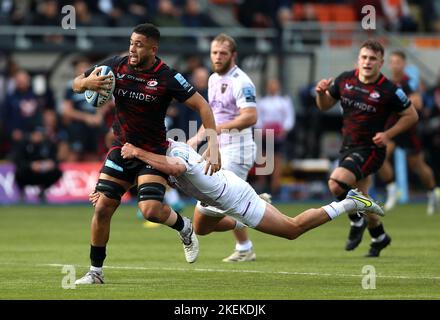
[373,88,418,147]
[121,143,187,176]
[384,105,419,140]
[408,92,423,111]
[184,92,221,175]
[217,107,257,133]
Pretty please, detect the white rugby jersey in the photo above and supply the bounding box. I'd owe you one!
[208,65,257,147]
[166,139,244,208]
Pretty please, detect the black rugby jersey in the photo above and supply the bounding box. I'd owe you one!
[85,56,195,154]
[328,69,411,147]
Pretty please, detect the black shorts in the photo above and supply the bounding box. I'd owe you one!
[393,127,422,155]
[338,145,386,180]
[100,146,168,184]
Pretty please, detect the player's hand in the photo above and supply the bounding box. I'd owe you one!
[121,143,137,159]
[85,67,113,96]
[89,191,100,207]
[187,136,198,150]
[315,78,333,95]
[201,143,221,176]
[372,132,389,147]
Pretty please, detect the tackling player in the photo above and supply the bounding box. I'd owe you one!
[102,140,385,244]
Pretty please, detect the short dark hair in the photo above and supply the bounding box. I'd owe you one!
[390,50,406,60]
[360,39,384,57]
[132,23,160,44]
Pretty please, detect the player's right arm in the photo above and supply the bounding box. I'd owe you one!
[315,77,337,111]
[121,143,187,177]
[72,67,113,95]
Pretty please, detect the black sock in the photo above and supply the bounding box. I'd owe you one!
[368,223,385,239]
[170,212,184,231]
[90,245,106,268]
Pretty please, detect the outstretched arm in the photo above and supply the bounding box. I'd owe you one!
[315,78,337,111]
[121,143,187,177]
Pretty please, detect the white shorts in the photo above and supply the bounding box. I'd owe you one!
[220,142,256,180]
[196,177,267,228]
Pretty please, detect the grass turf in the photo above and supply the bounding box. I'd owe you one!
[0,203,439,300]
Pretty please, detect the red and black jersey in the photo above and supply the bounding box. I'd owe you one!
[85,55,196,154]
[385,74,414,129]
[329,69,411,147]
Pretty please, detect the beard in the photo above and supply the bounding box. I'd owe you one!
[212,59,232,75]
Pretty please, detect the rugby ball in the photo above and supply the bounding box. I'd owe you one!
[84,65,115,107]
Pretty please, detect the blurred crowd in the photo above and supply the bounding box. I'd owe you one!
[0,0,439,33]
[0,0,440,199]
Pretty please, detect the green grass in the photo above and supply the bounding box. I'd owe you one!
[0,203,439,300]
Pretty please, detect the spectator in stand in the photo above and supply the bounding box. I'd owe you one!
[181,0,218,27]
[153,0,183,27]
[380,0,418,32]
[0,0,34,25]
[420,0,440,33]
[32,0,64,44]
[61,56,111,161]
[255,78,295,199]
[11,127,62,203]
[42,109,70,162]
[2,70,42,147]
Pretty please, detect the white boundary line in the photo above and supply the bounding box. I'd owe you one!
[38,263,440,281]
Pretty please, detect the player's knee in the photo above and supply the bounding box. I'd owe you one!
[328,179,344,197]
[138,201,163,222]
[328,178,352,200]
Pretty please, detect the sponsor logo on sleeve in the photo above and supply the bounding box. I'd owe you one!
[243,86,256,103]
[174,73,193,91]
[395,88,409,105]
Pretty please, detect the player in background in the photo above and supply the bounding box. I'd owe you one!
[315,40,418,257]
[378,51,440,214]
[72,23,221,285]
[99,140,384,245]
[187,34,259,262]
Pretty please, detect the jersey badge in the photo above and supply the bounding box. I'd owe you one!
[221,83,228,94]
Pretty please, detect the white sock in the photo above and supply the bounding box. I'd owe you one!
[386,182,397,195]
[90,266,103,274]
[179,216,191,235]
[236,240,252,252]
[234,220,246,230]
[322,199,355,219]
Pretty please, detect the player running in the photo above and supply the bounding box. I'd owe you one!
[72,23,221,285]
[315,40,418,257]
